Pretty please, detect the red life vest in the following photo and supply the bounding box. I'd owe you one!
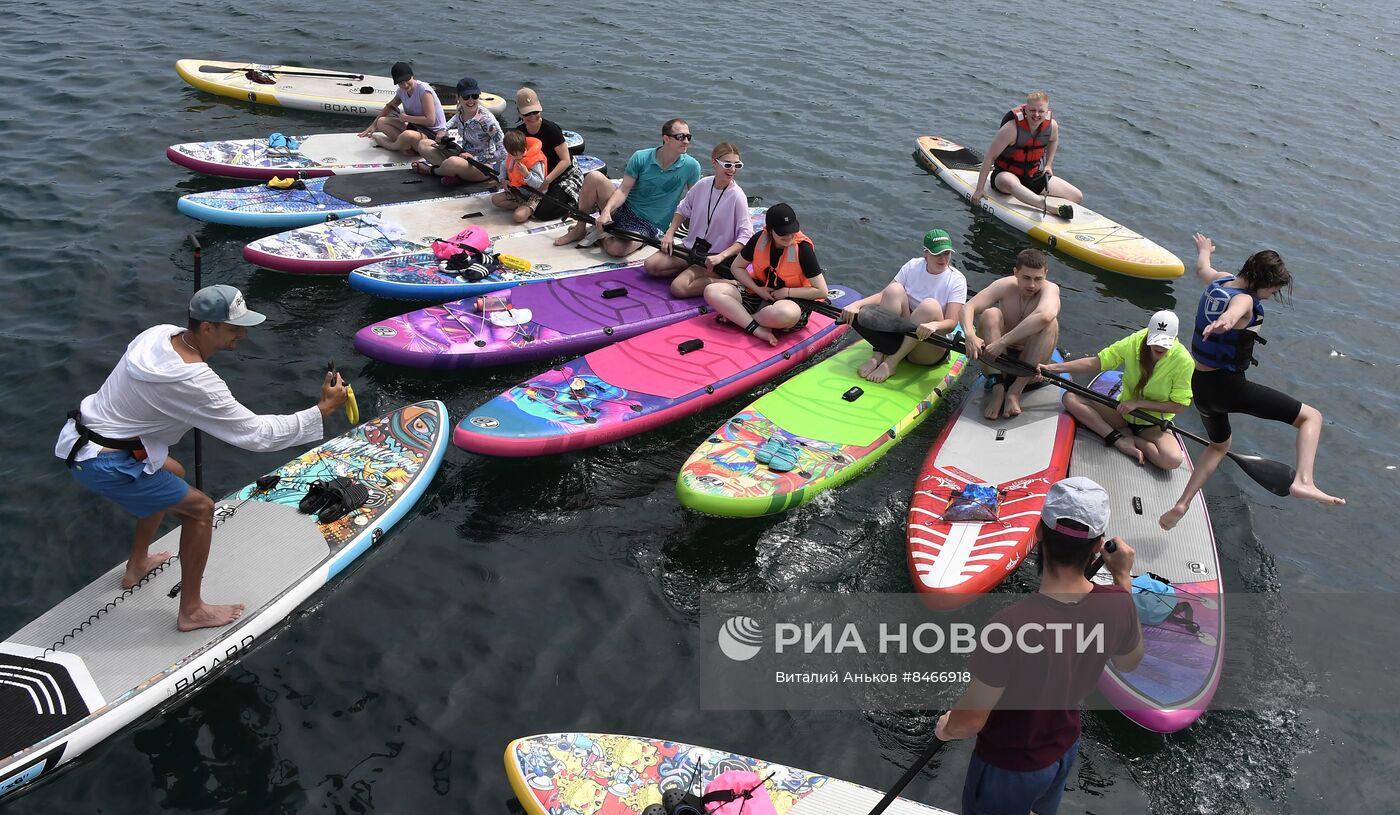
[993,104,1054,179]
[506,136,547,188]
[748,229,814,288]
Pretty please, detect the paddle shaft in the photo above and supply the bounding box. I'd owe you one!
[455,152,709,266]
[807,300,1294,493]
[866,731,947,815]
[213,65,366,80]
[186,234,205,493]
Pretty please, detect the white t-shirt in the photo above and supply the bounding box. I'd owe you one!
[893,257,968,312]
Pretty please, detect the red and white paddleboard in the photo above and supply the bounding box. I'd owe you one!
[905,371,1075,607]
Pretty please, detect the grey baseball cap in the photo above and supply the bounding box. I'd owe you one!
[1040,476,1111,538]
[189,285,266,327]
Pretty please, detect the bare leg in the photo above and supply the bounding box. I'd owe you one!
[1045,175,1084,204]
[1161,439,1230,530]
[1065,393,1143,464]
[994,173,1053,209]
[643,251,689,279]
[669,266,721,298]
[438,155,490,183]
[601,235,642,258]
[865,299,947,383]
[859,352,886,379]
[1288,403,1346,506]
[753,301,803,347]
[122,456,186,588]
[1134,427,1183,470]
[877,281,914,317]
[554,172,612,245]
[704,283,777,345]
[164,487,244,631]
[1002,317,1058,418]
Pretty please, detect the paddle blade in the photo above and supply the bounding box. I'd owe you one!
[1228,451,1295,496]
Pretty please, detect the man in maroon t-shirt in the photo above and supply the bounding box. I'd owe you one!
[935,477,1144,815]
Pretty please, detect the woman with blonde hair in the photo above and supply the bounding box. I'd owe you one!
[645,141,753,297]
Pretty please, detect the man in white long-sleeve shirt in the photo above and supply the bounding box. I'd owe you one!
[55,285,348,632]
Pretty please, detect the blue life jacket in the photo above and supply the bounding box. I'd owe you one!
[1192,276,1265,371]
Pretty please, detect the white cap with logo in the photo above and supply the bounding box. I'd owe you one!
[189,284,266,327]
[1145,310,1179,349]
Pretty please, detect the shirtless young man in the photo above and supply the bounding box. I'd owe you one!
[960,248,1061,420]
[970,91,1083,217]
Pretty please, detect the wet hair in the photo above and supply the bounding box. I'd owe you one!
[1014,248,1048,271]
[662,118,689,138]
[1026,91,1049,104]
[711,141,740,160]
[1237,249,1293,303]
[503,130,527,154]
[1038,519,1098,571]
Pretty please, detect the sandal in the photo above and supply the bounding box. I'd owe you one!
[314,476,370,524]
[297,480,334,514]
[284,136,300,151]
[754,437,784,465]
[268,132,287,150]
[767,442,801,473]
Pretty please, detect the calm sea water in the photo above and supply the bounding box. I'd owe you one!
[3,0,1399,812]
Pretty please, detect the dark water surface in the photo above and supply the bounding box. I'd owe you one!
[3,0,1399,812]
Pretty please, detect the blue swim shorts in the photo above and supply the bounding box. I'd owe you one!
[962,737,1079,815]
[70,452,189,518]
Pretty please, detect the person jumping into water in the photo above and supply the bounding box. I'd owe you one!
[1160,233,1345,529]
[961,248,1061,420]
[971,91,1083,218]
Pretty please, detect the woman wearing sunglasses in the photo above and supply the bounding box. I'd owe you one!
[644,142,753,297]
[413,77,505,185]
[358,61,447,154]
[512,87,585,220]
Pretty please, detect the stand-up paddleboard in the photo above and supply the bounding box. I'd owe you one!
[167,129,585,181]
[506,733,956,815]
[349,207,762,301]
[178,155,606,229]
[0,401,448,802]
[176,59,507,117]
[677,340,967,518]
[905,356,1075,607]
[355,266,706,370]
[914,136,1184,280]
[455,288,859,456]
[1080,370,1222,733]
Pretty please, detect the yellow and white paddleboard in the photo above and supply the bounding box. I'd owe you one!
[915,135,1183,279]
[177,59,507,118]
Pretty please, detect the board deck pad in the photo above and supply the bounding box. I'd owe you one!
[1079,370,1222,731]
[454,288,859,456]
[505,733,955,815]
[914,135,1184,279]
[0,401,447,799]
[353,268,704,369]
[905,363,1075,602]
[676,341,966,518]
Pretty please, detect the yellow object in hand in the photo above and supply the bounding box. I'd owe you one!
[344,384,360,425]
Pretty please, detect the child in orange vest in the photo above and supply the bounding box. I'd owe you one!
[492,130,549,223]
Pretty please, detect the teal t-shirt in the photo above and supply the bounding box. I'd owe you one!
[623,148,702,231]
[1097,327,1194,425]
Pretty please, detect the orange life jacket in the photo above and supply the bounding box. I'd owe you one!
[993,104,1054,179]
[506,137,547,188]
[749,229,814,289]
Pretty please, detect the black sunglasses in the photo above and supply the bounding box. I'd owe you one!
[459,93,480,100]
[666,132,693,141]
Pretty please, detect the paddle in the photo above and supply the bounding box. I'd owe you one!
[454,152,712,265]
[201,65,366,81]
[186,234,206,493]
[865,727,948,815]
[804,300,1296,495]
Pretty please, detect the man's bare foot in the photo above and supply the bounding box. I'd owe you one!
[866,360,897,383]
[177,602,245,632]
[858,354,884,380]
[1289,479,1346,507]
[983,384,1006,420]
[553,223,586,246]
[122,551,173,589]
[1112,436,1145,465]
[1002,392,1023,418]
[1159,503,1188,530]
[753,326,779,347]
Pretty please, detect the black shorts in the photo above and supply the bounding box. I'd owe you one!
[740,290,814,331]
[1192,368,1303,443]
[990,167,1047,195]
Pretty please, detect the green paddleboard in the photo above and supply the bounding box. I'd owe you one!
[676,341,967,517]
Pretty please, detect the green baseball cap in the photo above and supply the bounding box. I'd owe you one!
[922,228,954,255]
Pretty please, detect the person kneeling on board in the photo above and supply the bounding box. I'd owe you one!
[840,227,968,383]
[936,477,1143,815]
[961,248,1061,420]
[702,203,828,347]
[970,91,1084,218]
[1039,310,1194,469]
[55,286,349,632]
